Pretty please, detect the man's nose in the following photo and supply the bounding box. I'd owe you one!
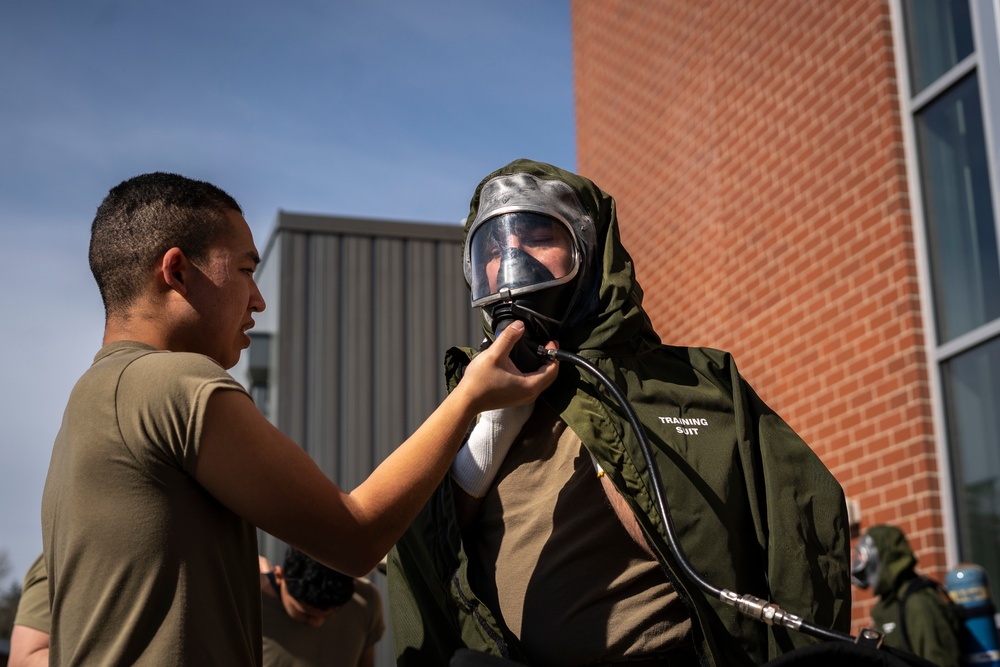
[250,280,266,313]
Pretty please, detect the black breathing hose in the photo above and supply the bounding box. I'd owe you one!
[539,346,864,647]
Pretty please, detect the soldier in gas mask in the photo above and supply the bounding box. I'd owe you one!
[852,525,961,667]
[388,159,851,667]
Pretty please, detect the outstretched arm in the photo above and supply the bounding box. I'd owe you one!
[195,321,558,576]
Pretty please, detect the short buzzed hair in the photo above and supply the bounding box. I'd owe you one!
[89,172,243,316]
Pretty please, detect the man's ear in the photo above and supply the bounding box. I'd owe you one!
[161,247,190,295]
[273,566,284,587]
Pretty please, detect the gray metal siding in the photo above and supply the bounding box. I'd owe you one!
[374,239,408,467]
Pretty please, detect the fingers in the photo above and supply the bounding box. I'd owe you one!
[474,319,559,379]
[457,323,559,412]
[523,339,559,377]
[525,350,560,389]
[489,320,525,357]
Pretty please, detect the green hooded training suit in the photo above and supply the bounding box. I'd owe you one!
[866,525,961,667]
[388,159,851,666]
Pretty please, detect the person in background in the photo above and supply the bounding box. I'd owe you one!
[259,549,385,667]
[852,525,961,667]
[41,171,557,665]
[9,554,49,667]
[389,159,851,667]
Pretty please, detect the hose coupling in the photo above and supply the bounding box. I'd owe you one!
[719,590,803,630]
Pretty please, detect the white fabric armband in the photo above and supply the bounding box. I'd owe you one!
[450,402,534,498]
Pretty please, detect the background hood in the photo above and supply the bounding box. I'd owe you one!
[866,524,918,599]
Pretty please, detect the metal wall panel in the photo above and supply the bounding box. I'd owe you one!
[308,234,343,477]
[340,234,374,492]
[374,239,408,467]
[277,233,310,446]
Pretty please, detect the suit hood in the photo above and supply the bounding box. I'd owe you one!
[866,525,918,598]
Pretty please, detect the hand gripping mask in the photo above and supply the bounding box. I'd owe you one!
[464,172,596,369]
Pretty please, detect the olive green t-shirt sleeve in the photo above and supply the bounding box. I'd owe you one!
[14,553,50,633]
[115,351,248,476]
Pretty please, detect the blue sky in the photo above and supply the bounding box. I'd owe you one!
[0,1,575,585]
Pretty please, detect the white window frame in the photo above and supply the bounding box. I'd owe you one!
[889,0,1000,565]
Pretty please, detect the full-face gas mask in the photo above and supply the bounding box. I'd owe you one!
[851,533,881,590]
[466,209,584,371]
[464,172,596,371]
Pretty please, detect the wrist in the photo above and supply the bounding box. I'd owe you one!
[447,381,483,425]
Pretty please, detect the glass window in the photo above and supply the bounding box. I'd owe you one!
[944,337,1000,588]
[915,74,1000,343]
[902,0,974,93]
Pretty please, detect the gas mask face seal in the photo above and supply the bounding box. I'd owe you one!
[468,210,580,340]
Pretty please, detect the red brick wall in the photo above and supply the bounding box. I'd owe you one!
[572,0,947,635]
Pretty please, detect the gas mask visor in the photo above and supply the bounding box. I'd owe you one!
[467,209,580,309]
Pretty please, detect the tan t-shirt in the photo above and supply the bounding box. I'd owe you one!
[261,577,385,667]
[41,341,261,666]
[467,405,693,666]
[14,554,49,633]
